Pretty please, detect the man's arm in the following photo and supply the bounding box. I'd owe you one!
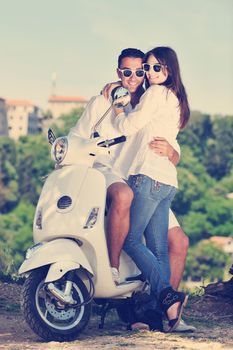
[68,96,99,139]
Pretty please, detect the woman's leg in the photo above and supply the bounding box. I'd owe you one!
[144,187,176,287]
[144,197,171,286]
[125,175,187,329]
[124,175,171,294]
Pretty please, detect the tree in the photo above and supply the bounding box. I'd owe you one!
[172,167,204,215]
[178,112,213,162]
[50,108,84,137]
[0,137,19,213]
[16,135,53,204]
[184,241,229,281]
[181,211,212,244]
[210,170,233,197]
[0,201,34,274]
[204,116,233,179]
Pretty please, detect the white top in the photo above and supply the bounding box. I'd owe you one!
[112,85,180,188]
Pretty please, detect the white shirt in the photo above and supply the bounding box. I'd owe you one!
[112,85,180,188]
[68,95,132,168]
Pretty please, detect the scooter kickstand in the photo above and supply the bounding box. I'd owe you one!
[99,302,112,329]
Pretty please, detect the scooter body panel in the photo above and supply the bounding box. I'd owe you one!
[18,238,93,276]
[34,165,106,242]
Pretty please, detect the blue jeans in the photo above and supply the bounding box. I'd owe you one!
[124,174,176,298]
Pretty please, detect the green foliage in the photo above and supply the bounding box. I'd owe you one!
[181,211,212,243]
[0,137,19,212]
[16,134,53,204]
[211,170,233,196]
[0,201,34,274]
[184,241,229,281]
[50,108,84,137]
[178,112,213,162]
[204,117,233,179]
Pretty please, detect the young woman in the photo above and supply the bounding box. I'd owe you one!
[111,46,190,331]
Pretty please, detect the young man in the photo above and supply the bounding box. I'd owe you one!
[69,48,195,332]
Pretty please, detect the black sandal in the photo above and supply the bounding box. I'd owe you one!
[159,287,188,332]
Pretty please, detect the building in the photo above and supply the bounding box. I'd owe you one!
[6,99,41,140]
[48,95,88,119]
[0,97,8,136]
[209,236,233,254]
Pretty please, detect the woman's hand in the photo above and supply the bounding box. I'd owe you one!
[101,81,121,100]
[149,137,180,166]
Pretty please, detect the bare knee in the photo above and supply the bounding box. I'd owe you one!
[168,227,189,257]
[107,183,134,210]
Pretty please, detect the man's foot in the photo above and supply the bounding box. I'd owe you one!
[174,319,197,332]
[131,322,150,331]
[163,318,196,333]
[111,267,120,285]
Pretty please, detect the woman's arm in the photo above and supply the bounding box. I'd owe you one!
[149,137,180,166]
[112,85,160,136]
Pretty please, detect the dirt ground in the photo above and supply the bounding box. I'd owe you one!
[0,281,233,350]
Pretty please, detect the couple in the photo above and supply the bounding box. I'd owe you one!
[69,47,194,332]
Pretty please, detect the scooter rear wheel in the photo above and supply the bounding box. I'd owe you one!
[21,267,91,341]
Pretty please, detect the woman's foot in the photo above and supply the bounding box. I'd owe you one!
[159,287,188,332]
[166,301,181,321]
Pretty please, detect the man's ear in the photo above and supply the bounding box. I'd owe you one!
[117,68,121,79]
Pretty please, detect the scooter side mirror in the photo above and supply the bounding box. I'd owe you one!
[48,128,57,145]
[111,87,131,108]
[91,87,131,138]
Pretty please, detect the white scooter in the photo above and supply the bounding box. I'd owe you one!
[18,88,145,342]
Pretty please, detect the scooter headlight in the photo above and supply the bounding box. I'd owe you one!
[26,242,44,259]
[51,137,68,164]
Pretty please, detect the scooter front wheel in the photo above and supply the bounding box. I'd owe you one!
[21,267,91,341]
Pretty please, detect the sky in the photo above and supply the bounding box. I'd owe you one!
[0,0,232,115]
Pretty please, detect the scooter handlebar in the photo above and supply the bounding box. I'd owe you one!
[97,136,126,148]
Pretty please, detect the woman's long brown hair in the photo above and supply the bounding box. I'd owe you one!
[144,47,190,129]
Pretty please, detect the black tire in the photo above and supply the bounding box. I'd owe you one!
[21,267,91,341]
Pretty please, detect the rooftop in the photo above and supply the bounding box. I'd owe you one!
[209,236,233,246]
[6,99,35,107]
[48,95,88,103]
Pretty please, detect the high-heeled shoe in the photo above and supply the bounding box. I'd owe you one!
[159,287,188,332]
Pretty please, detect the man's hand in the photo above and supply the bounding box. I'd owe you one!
[101,81,121,99]
[149,137,180,166]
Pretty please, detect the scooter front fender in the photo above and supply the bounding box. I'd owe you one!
[44,260,82,283]
[18,239,93,277]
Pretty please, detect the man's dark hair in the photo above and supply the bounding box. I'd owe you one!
[118,48,145,67]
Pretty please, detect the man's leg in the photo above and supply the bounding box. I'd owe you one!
[166,226,197,333]
[106,182,134,269]
[168,226,189,290]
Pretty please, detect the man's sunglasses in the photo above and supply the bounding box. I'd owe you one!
[142,63,166,73]
[118,68,145,78]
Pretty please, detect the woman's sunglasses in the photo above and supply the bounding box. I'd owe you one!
[118,68,145,78]
[142,63,166,73]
